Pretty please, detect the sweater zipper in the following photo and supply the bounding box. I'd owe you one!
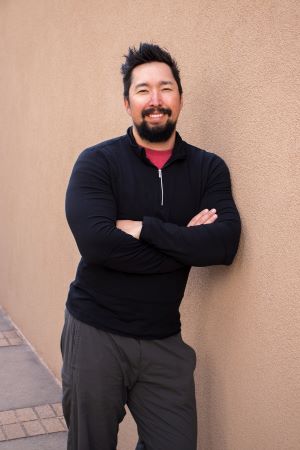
[158,169,164,206]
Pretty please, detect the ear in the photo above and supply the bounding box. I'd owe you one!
[124,97,132,117]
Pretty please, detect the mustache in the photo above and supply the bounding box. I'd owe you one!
[142,107,172,118]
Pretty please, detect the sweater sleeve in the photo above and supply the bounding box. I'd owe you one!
[140,157,241,266]
[65,148,184,273]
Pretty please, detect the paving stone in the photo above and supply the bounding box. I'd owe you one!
[59,417,68,430]
[23,420,46,437]
[0,428,5,441]
[0,310,13,331]
[35,404,56,419]
[3,423,25,440]
[15,407,37,422]
[3,330,19,339]
[0,308,67,449]
[51,403,63,416]
[8,338,23,346]
[0,410,17,425]
[0,431,67,449]
[0,346,62,411]
[41,418,65,433]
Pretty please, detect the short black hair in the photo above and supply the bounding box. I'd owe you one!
[121,42,183,99]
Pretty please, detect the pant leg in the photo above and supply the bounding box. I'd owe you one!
[127,333,197,450]
[60,310,127,450]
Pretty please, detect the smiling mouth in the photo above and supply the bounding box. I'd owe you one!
[142,107,172,119]
[148,113,164,119]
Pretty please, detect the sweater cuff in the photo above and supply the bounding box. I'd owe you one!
[140,216,157,244]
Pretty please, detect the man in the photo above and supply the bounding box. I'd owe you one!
[61,43,241,450]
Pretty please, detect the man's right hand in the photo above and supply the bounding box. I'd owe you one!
[187,209,218,227]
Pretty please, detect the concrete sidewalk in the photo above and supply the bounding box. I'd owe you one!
[0,306,67,449]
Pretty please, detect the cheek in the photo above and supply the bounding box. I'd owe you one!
[131,105,145,119]
[172,101,182,117]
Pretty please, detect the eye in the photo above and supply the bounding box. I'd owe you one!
[162,87,172,91]
[137,89,148,94]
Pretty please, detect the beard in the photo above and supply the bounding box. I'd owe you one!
[134,107,177,143]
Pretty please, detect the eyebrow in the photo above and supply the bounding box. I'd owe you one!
[134,81,174,90]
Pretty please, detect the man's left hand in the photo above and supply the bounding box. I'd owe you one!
[116,220,142,239]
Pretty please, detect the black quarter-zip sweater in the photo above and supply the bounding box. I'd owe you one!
[65,127,241,339]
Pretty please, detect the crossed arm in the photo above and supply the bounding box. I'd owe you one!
[116,208,218,239]
[66,150,185,274]
[117,159,240,267]
[66,149,241,273]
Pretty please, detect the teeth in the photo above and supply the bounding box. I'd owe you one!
[149,114,163,118]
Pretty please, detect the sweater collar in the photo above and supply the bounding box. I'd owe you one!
[126,127,187,165]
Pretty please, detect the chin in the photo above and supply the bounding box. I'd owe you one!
[134,119,177,143]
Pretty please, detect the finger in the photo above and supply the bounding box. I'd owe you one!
[202,213,218,224]
[187,208,213,226]
[190,213,218,226]
[187,209,209,226]
[187,209,216,227]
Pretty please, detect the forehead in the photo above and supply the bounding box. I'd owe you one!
[130,62,175,87]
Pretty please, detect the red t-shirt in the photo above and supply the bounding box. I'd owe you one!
[145,148,172,169]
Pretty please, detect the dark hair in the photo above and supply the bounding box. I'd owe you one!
[121,42,183,99]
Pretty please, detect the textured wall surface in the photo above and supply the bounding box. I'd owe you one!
[1,1,299,449]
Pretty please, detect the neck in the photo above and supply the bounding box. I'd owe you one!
[132,126,176,151]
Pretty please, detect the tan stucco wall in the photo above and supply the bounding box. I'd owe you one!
[1,1,299,449]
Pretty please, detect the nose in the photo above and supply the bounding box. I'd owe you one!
[149,89,162,106]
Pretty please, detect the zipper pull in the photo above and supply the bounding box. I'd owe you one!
[158,169,164,206]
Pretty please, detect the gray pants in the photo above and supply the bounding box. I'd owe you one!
[61,309,197,450]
